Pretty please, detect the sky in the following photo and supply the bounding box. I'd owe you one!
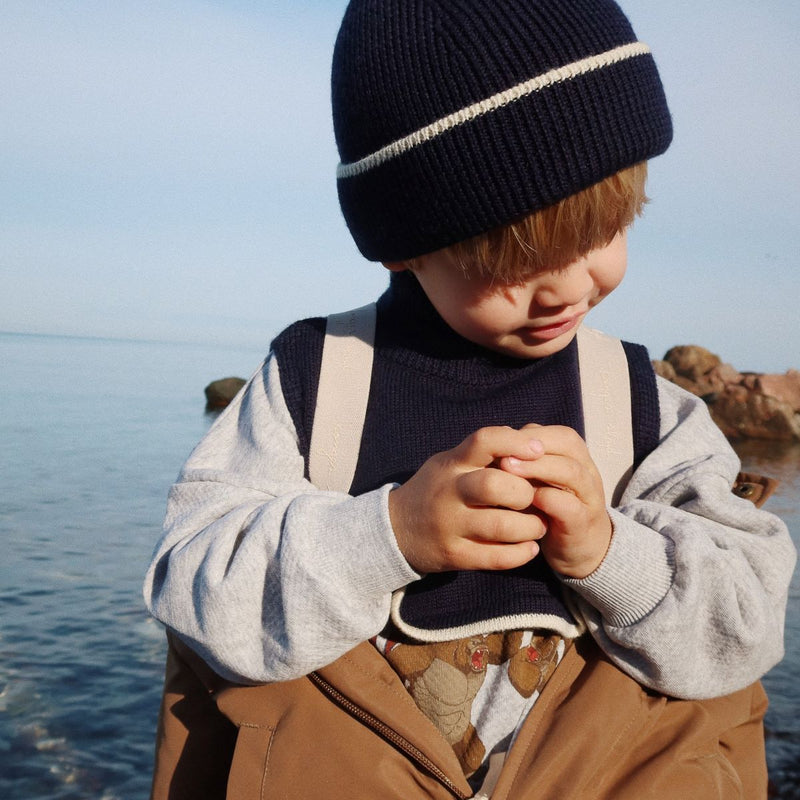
[2,0,799,372]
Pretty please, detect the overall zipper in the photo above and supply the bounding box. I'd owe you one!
[308,671,471,799]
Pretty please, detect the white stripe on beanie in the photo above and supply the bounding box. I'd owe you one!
[337,41,651,180]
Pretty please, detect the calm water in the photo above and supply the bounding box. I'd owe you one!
[1,332,798,799]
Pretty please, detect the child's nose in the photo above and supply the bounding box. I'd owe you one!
[531,265,593,310]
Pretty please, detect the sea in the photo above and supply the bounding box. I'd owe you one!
[1,331,798,799]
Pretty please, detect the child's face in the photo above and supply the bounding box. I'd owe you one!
[388,232,627,359]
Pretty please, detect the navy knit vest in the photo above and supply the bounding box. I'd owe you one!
[272,271,660,635]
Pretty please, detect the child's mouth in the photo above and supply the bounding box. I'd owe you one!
[522,314,582,341]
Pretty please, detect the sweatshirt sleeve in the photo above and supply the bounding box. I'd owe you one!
[561,377,796,699]
[143,353,420,684]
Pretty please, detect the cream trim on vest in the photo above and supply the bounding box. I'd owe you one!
[387,600,584,642]
[575,326,634,507]
[308,303,376,492]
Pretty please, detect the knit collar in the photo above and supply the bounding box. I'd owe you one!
[376,270,577,378]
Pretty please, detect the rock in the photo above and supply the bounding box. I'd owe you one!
[707,362,742,393]
[661,346,737,399]
[710,387,800,442]
[755,370,800,411]
[663,345,721,381]
[687,362,742,402]
[655,346,800,442]
[710,362,742,385]
[205,377,246,409]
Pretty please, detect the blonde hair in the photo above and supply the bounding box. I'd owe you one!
[423,162,648,283]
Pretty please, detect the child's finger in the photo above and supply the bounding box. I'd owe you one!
[529,483,585,527]
[532,486,613,578]
[452,426,545,469]
[457,539,541,571]
[449,507,548,570]
[463,506,548,545]
[457,466,536,511]
[516,425,593,466]
[500,453,601,504]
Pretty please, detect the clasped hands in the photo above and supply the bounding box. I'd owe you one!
[388,424,613,580]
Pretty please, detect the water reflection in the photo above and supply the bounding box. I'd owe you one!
[734,440,800,480]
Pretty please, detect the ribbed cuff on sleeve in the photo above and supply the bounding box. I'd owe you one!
[561,509,675,627]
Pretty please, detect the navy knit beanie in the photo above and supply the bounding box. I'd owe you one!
[332,0,672,262]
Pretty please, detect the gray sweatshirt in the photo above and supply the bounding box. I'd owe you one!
[143,350,795,700]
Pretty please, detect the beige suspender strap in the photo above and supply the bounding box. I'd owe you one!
[308,303,377,492]
[576,326,634,507]
[309,313,634,505]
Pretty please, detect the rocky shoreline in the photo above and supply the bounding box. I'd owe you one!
[205,346,800,443]
[654,346,800,442]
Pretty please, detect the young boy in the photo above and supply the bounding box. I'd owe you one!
[144,1,795,797]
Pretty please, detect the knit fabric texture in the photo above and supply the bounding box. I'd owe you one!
[272,272,661,636]
[332,0,673,261]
